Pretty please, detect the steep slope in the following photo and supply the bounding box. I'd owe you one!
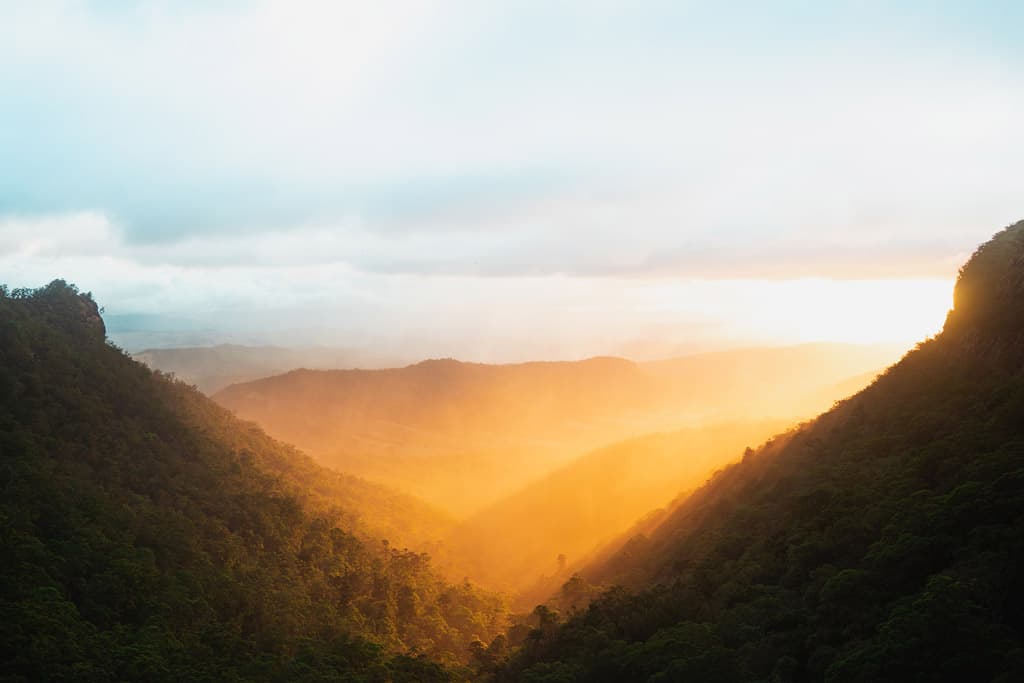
[498,221,1024,682]
[444,420,791,598]
[161,376,456,554]
[214,346,898,516]
[0,281,502,682]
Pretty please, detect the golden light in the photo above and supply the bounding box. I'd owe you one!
[640,277,956,349]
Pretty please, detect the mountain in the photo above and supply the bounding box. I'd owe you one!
[443,420,791,599]
[0,281,504,681]
[213,346,899,516]
[133,344,408,393]
[495,222,1024,681]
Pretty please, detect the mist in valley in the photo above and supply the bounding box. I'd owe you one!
[6,2,1024,680]
[131,341,905,602]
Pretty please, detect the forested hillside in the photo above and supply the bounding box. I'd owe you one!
[495,223,1024,681]
[0,281,503,682]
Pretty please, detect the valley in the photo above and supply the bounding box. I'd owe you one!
[4,222,1023,681]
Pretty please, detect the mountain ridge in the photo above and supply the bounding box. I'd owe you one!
[496,220,1024,682]
[0,280,503,681]
[213,343,901,516]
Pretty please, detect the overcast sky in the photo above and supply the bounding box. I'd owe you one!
[2,1,1022,359]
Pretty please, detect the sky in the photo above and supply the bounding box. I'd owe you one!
[2,1,1023,359]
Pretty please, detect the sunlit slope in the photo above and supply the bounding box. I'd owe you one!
[214,346,900,516]
[444,420,791,596]
[134,344,407,393]
[0,282,502,681]
[501,221,1024,682]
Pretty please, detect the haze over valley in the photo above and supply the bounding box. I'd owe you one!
[4,2,1024,680]
[208,344,901,517]
[128,339,904,599]
[7,224,1024,680]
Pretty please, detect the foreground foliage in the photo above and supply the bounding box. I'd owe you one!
[0,281,503,681]
[496,222,1024,682]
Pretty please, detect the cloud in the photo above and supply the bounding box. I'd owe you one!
[0,2,1018,357]
[0,211,119,258]
[1,210,958,360]
[0,206,985,281]
[2,0,1023,250]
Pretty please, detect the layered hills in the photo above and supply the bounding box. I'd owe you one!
[495,222,1024,681]
[213,345,899,516]
[8,217,1018,682]
[0,281,502,681]
[133,344,407,394]
[444,419,791,599]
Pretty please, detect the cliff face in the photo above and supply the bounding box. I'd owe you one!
[943,220,1024,354]
[76,293,106,339]
[10,279,107,341]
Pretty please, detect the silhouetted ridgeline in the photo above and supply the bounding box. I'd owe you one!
[490,222,1024,681]
[0,281,502,681]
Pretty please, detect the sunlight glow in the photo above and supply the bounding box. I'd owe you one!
[738,278,955,345]
[632,277,956,353]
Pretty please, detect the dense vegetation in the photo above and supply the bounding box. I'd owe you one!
[494,222,1024,681]
[0,281,504,682]
[6,220,1022,682]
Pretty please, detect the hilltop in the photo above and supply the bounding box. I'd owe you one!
[497,221,1024,681]
[0,281,502,681]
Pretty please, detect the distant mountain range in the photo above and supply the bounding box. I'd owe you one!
[212,344,903,516]
[133,344,410,393]
[4,220,1023,681]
